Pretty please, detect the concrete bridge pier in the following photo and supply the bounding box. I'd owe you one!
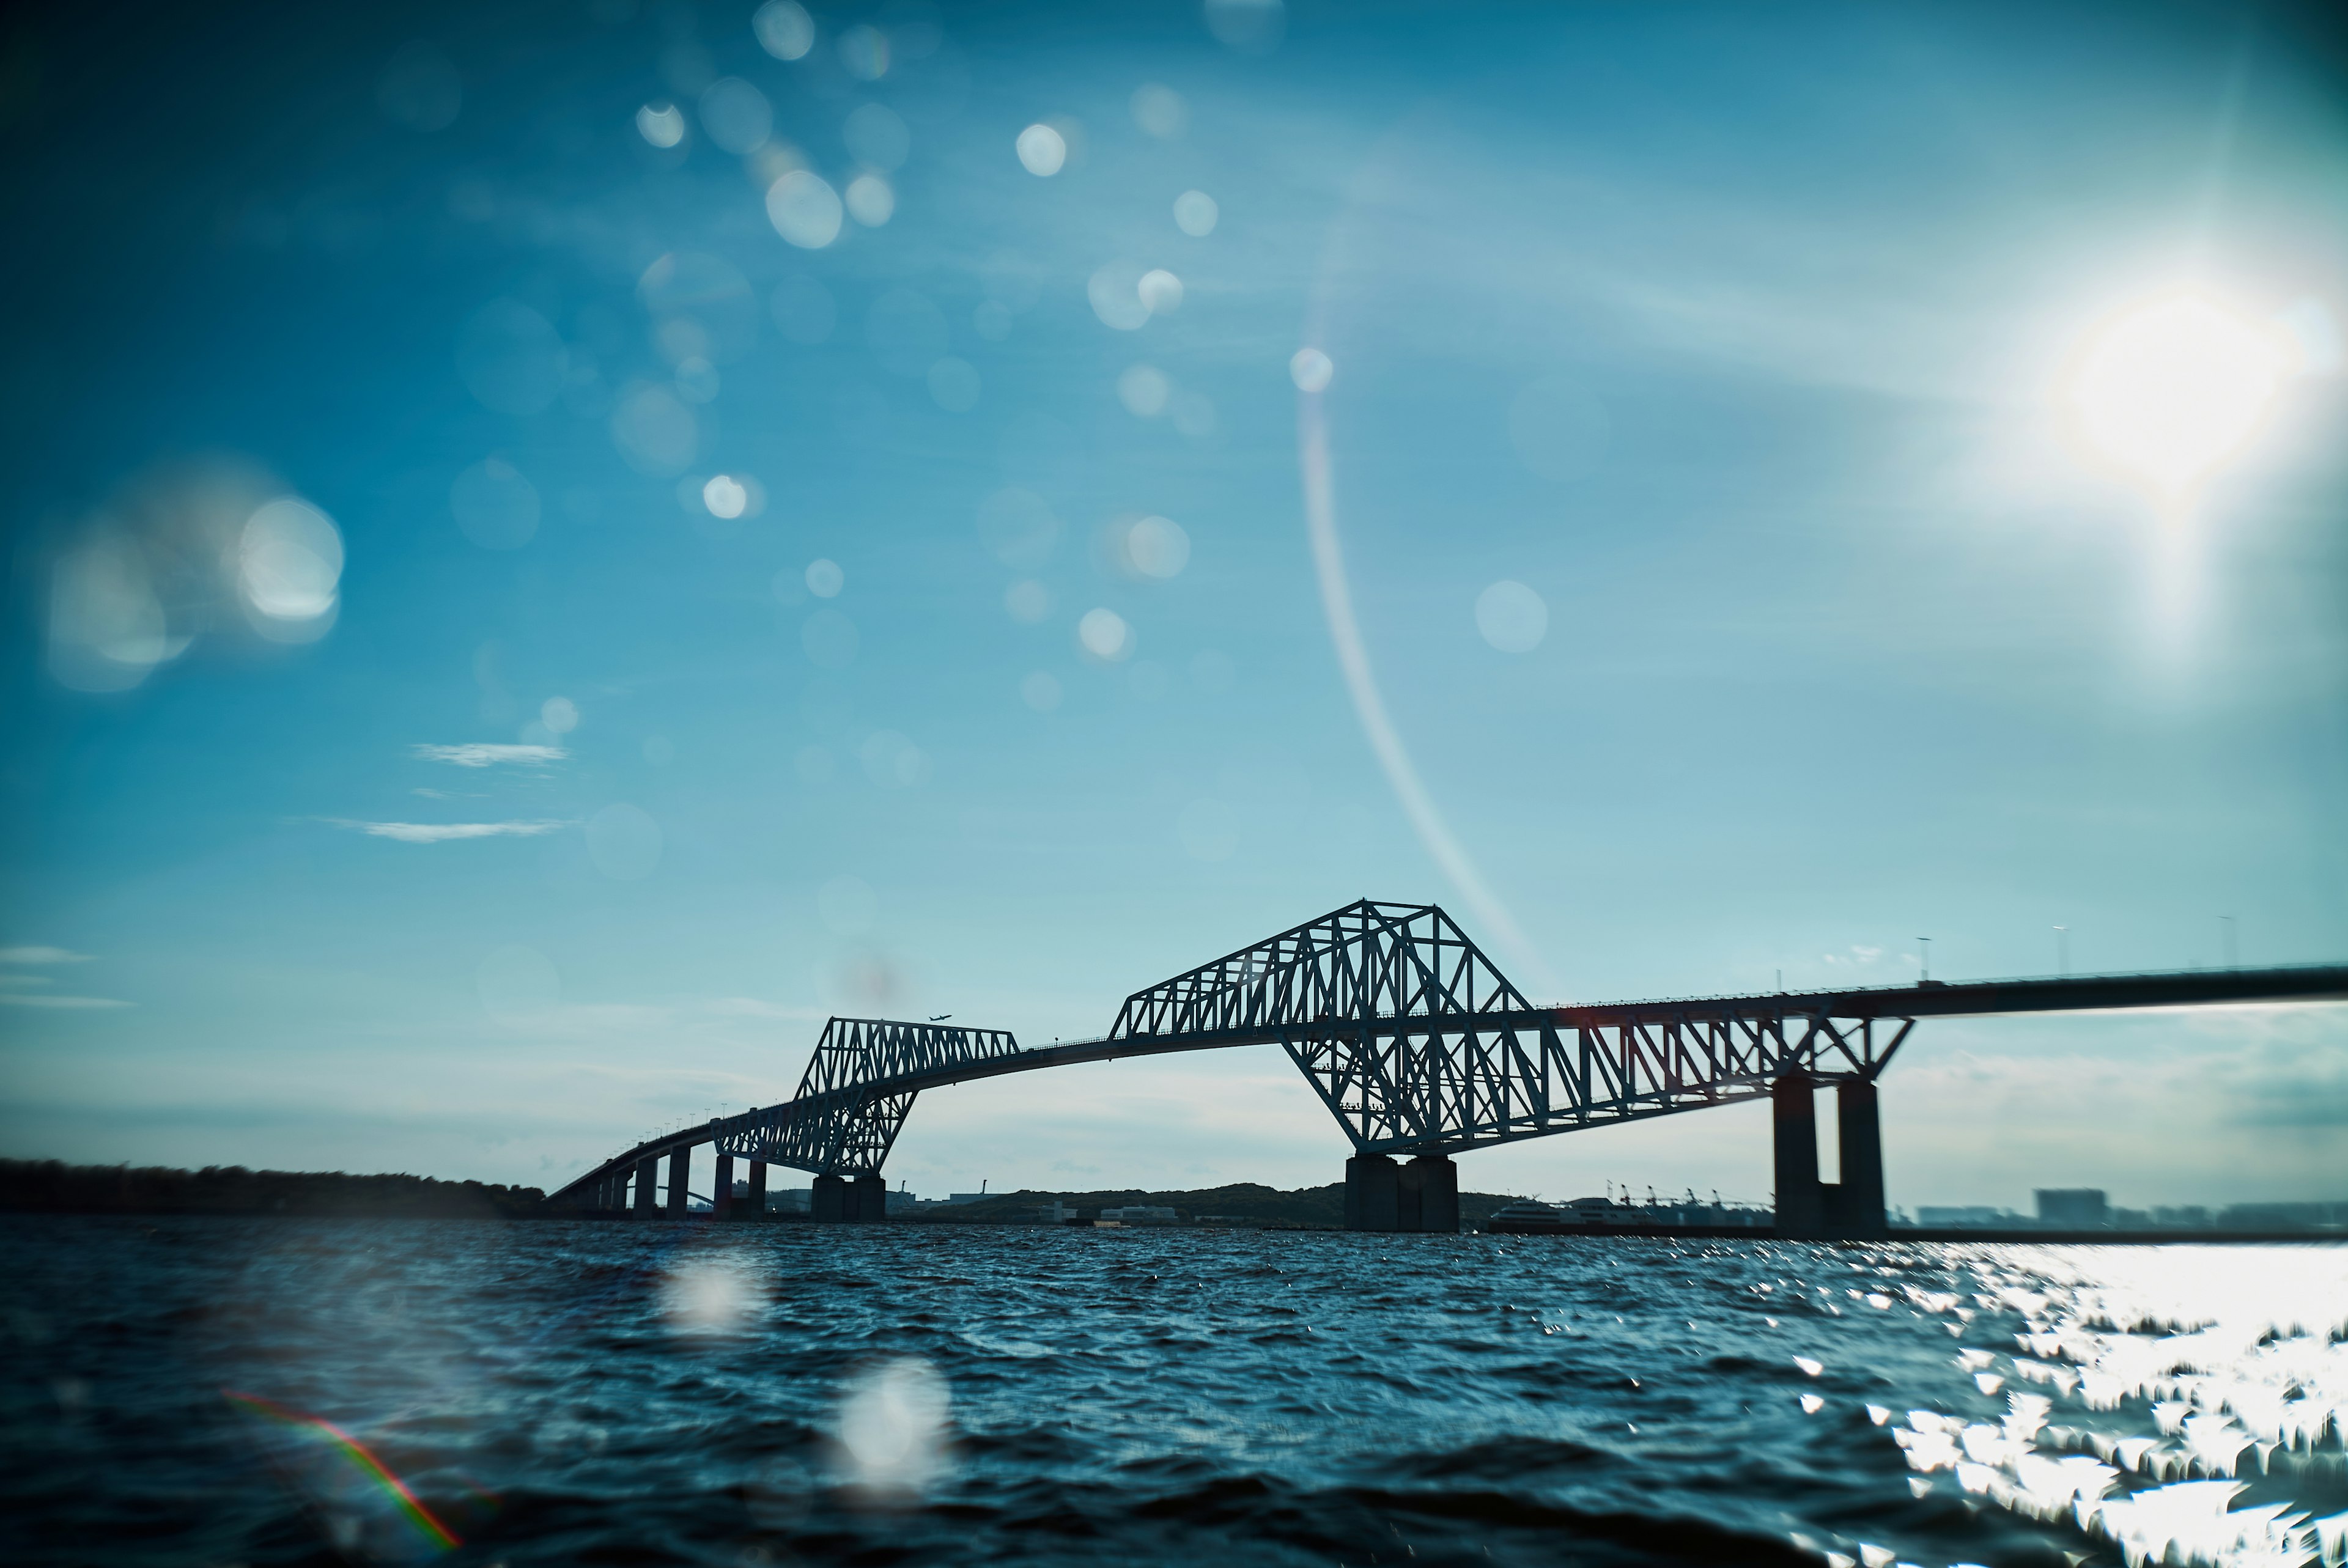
[742,1160,766,1220]
[813,1173,846,1223]
[712,1153,734,1220]
[1402,1154,1460,1234]
[1829,1080,1886,1239]
[1773,1073,1886,1239]
[633,1157,658,1217]
[666,1148,690,1218]
[1345,1153,1398,1231]
[1347,1153,1460,1232]
[850,1174,888,1223]
[1773,1075,1823,1237]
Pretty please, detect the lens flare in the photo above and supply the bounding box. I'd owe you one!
[224,1389,462,1551]
[2064,290,2291,497]
[836,1358,951,1494]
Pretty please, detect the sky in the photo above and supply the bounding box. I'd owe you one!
[2,0,2344,1213]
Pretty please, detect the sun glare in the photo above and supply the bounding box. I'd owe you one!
[2063,291,2291,497]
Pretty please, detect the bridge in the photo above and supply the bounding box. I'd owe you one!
[547,899,2348,1236]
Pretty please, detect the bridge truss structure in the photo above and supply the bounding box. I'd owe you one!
[547,899,2348,1212]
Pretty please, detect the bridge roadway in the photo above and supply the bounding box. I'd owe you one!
[545,899,2348,1237]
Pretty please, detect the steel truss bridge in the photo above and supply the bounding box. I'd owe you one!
[547,899,2348,1235]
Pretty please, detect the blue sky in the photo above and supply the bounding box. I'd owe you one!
[4,0,2344,1210]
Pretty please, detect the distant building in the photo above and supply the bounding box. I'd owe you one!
[2036,1188,2109,1226]
[947,1190,990,1205]
[1099,1205,1180,1224]
[1916,1205,2016,1227]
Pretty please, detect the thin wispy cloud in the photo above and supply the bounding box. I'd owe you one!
[412,743,567,768]
[0,993,131,1009]
[0,946,94,964]
[328,819,572,844]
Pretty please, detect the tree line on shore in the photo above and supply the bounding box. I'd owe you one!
[0,1158,550,1217]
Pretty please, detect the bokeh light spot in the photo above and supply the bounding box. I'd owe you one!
[698,77,772,154]
[1173,190,1219,237]
[837,1360,951,1495]
[610,383,699,475]
[240,498,344,636]
[46,539,169,692]
[1138,269,1183,315]
[860,731,928,789]
[837,24,889,81]
[844,103,911,169]
[1290,347,1334,392]
[1015,123,1066,177]
[1078,608,1132,661]
[846,172,895,227]
[1019,671,1061,710]
[1088,260,1150,331]
[703,474,748,519]
[1474,580,1548,653]
[928,357,981,411]
[752,0,814,61]
[1004,580,1050,624]
[1131,84,1187,139]
[805,558,844,598]
[1118,364,1171,416]
[636,101,687,148]
[1171,392,1217,438]
[1128,515,1190,579]
[662,1259,765,1336]
[767,170,844,249]
[1204,0,1285,54]
[451,456,540,550]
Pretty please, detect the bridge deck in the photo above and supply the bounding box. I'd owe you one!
[548,963,2348,1205]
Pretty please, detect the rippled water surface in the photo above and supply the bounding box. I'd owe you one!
[5,1218,2345,1568]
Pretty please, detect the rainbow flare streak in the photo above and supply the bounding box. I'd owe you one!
[224,1389,462,1551]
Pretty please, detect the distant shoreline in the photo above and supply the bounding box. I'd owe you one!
[12,1161,2342,1243]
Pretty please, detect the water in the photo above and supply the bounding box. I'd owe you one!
[4,1219,2344,1568]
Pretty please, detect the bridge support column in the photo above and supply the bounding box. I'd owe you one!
[1345,1154,1400,1232]
[1773,1075,1823,1239]
[813,1173,847,1223]
[666,1147,690,1219]
[1834,1080,1886,1239]
[851,1174,888,1223]
[712,1153,734,1221]
[743,1160,766,1220]
[634,1157,658,1216]
[1401,1155,1460,1234]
